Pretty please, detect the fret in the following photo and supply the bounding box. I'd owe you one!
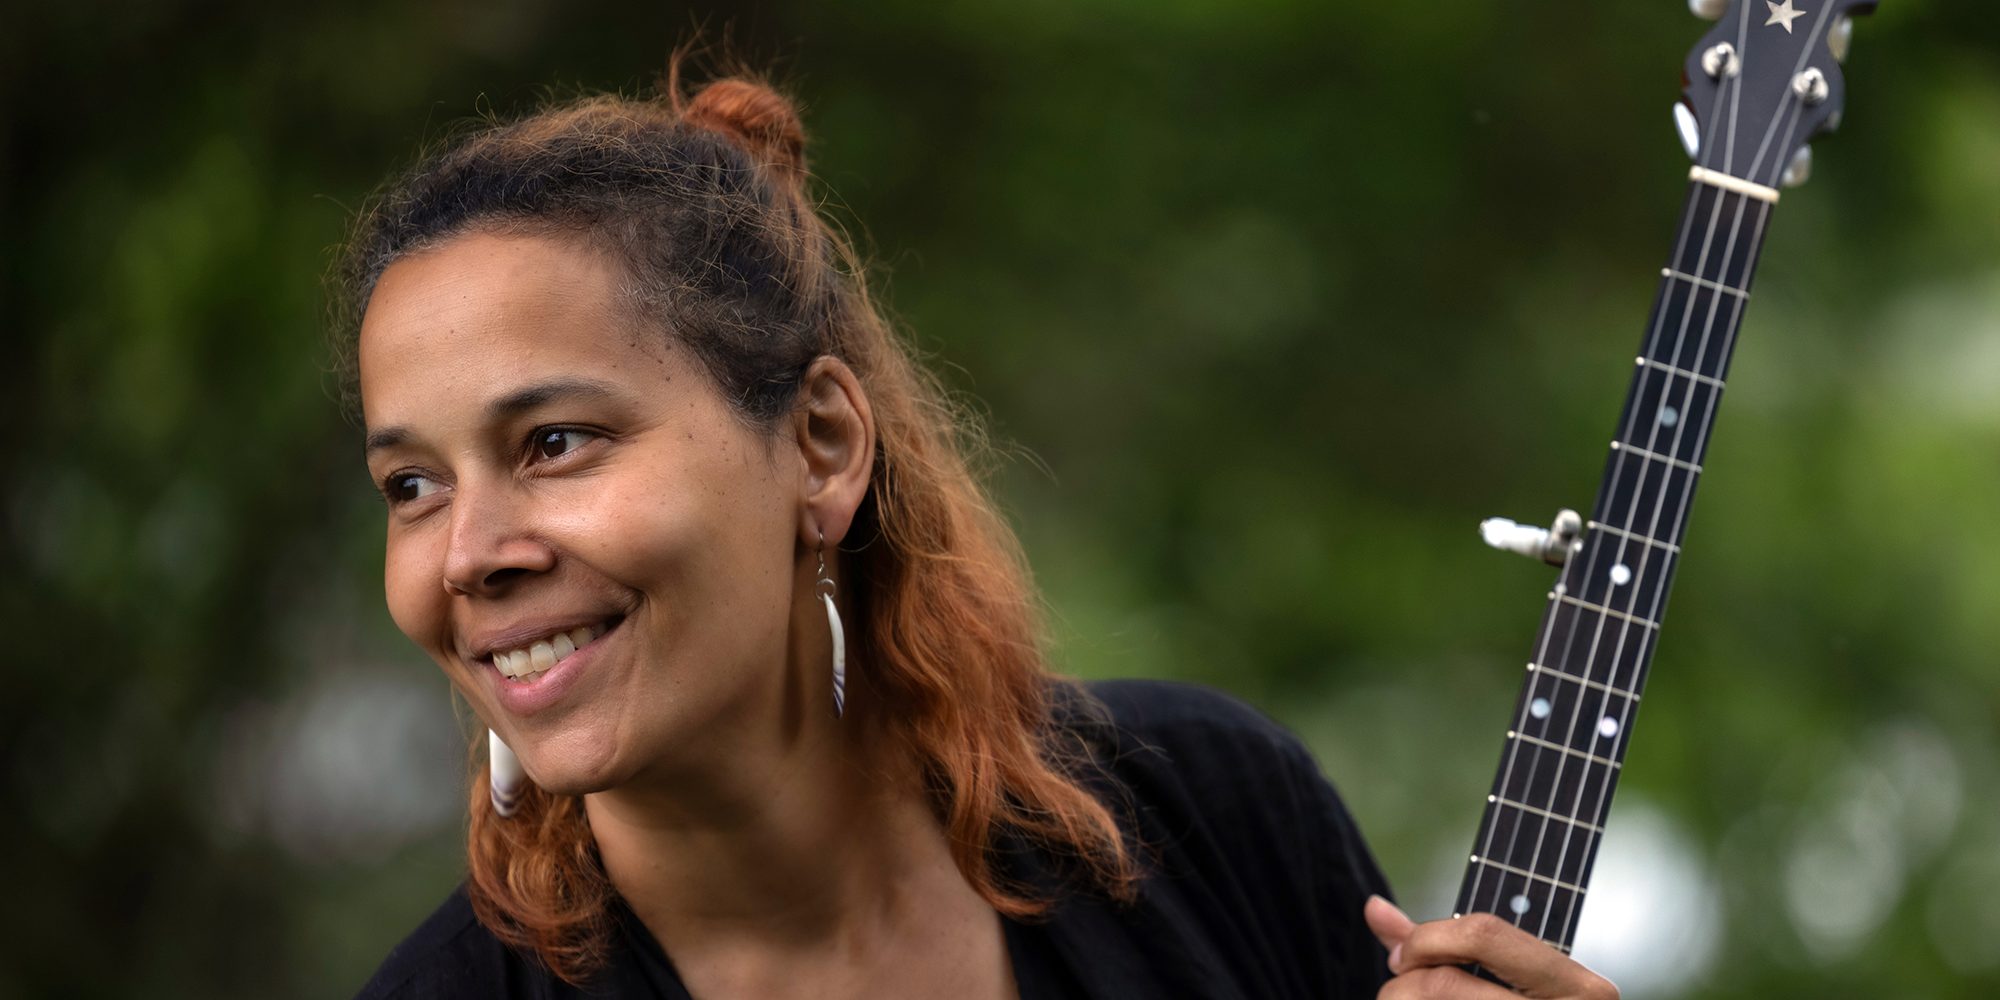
[1585,520,1679,555]
[1608,440,1701,474]
[1495,745,1618,829]
[1665,185,1768,297]
[1508,730,1622,769]
[1517,665,1639,755]
[1620,364,1720,468]
[1539,591,1660,697]
[1468,855,1589,896]
[1490,793,1605,835]
[1592,444,1697,547]
[1636,356,1725,390]
[1552,593,1658,632]
[1453,861,1585,945]
[1660,266,1749,298]
[1573,538,1675,620]
[1527,662,1641,703]
[1644,280,1745,382]
[1477,800,1605,891]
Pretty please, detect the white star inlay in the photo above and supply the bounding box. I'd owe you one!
[1766,0,1807,33]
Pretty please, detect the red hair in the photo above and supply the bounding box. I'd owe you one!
[343,70,1137,983]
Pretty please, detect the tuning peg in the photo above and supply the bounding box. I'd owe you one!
[1780,145,1813,188]
[1673,103,1700,159]
[1480,509,1583,566]
[1689,0,1729,20]
[1829,15,1854,62]
[1701,42,1741,80]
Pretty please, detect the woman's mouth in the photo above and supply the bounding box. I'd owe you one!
[487,619,618,684]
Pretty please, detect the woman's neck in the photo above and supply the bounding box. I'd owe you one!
[584,712,1017,999]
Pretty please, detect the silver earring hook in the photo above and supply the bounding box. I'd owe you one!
[815,529,836,599]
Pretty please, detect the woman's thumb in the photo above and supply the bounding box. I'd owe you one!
[1363,894,1417,973]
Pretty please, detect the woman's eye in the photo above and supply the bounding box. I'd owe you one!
[387,474,444,503]
[535,429,594,460]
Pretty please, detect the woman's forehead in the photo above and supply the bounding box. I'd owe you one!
[357,233,665,427]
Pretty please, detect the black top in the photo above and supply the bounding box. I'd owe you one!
[357,680,1395,1000]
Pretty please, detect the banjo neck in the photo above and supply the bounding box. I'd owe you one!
[1450,0,1879,956]
[1452,171,1772,950]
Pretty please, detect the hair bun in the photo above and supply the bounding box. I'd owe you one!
[684,79,806,183]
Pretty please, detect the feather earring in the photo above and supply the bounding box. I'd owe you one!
[489,729,525,817]
[817,533,847,718]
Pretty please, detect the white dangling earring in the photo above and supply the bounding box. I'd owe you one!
[489,729,525,817]
[817,532,847,718]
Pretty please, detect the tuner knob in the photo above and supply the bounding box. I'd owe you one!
[1480,510,1582,566]
[1673,102,1700,159]
[1829,15,1854,63]
[1781,144,1813,188]
[1688,0,1728,20]
[1702,42,1741,80]
[1792,67,1830,104]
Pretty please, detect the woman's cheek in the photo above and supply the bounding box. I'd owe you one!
[383,528,451,661]
[571,465,697,576]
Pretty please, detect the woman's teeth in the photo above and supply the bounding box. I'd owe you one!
[493,624,603,683]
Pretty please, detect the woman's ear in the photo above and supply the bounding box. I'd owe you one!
[794,357,876,548]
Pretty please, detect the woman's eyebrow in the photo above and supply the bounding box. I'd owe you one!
[364,426,409,454]
[364,377,632,456]
[486,376,630,420]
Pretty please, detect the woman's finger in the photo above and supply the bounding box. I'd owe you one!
[1377,964,1530,1000]
[1395,913,1617,999]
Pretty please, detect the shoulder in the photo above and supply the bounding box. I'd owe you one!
[1073,678,1324,797]
[1063,678,1358,875]
[1082,677,1302,747]
[354,887,547,1000]
[1064,679,1394,995]
[1073,679,1382,877]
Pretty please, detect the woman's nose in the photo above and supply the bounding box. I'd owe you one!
[441,484,557,598]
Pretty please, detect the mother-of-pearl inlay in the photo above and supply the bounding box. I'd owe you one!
[1660,404,1680,427]
[1610,563,1633,586]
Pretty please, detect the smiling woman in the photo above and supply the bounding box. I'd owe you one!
[334,68,1616,1000]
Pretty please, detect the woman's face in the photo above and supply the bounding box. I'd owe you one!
[358,231,833,795]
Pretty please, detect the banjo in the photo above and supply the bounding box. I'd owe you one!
[1451,0,1879,960]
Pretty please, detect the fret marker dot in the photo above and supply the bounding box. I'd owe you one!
[1660,405,1680,427]
[1510,894,1532,915]
[1599,716,1620,738]
[1530,697,1552,719]
[1610,563,1632,586]
[1554,583,1567,597]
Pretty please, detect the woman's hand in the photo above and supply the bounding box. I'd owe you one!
[1364,896,1618,1000]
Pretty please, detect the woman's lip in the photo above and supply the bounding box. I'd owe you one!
[486,619,620,715]
[471,616,617,663]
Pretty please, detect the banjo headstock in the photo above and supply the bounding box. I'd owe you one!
[1674,0,1878,190]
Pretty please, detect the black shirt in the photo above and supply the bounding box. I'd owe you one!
[357,680,1395,999]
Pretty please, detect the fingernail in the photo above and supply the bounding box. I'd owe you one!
[1370,894,1410,918]
[1388,942,1403,972]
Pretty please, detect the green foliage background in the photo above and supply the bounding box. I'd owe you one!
[3,0,1997,996]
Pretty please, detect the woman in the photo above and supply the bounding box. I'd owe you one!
[345,72,1617,1000]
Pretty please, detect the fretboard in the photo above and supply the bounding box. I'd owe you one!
[1451,174,1774,952]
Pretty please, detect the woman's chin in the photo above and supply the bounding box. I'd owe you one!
[518,743,631,797]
